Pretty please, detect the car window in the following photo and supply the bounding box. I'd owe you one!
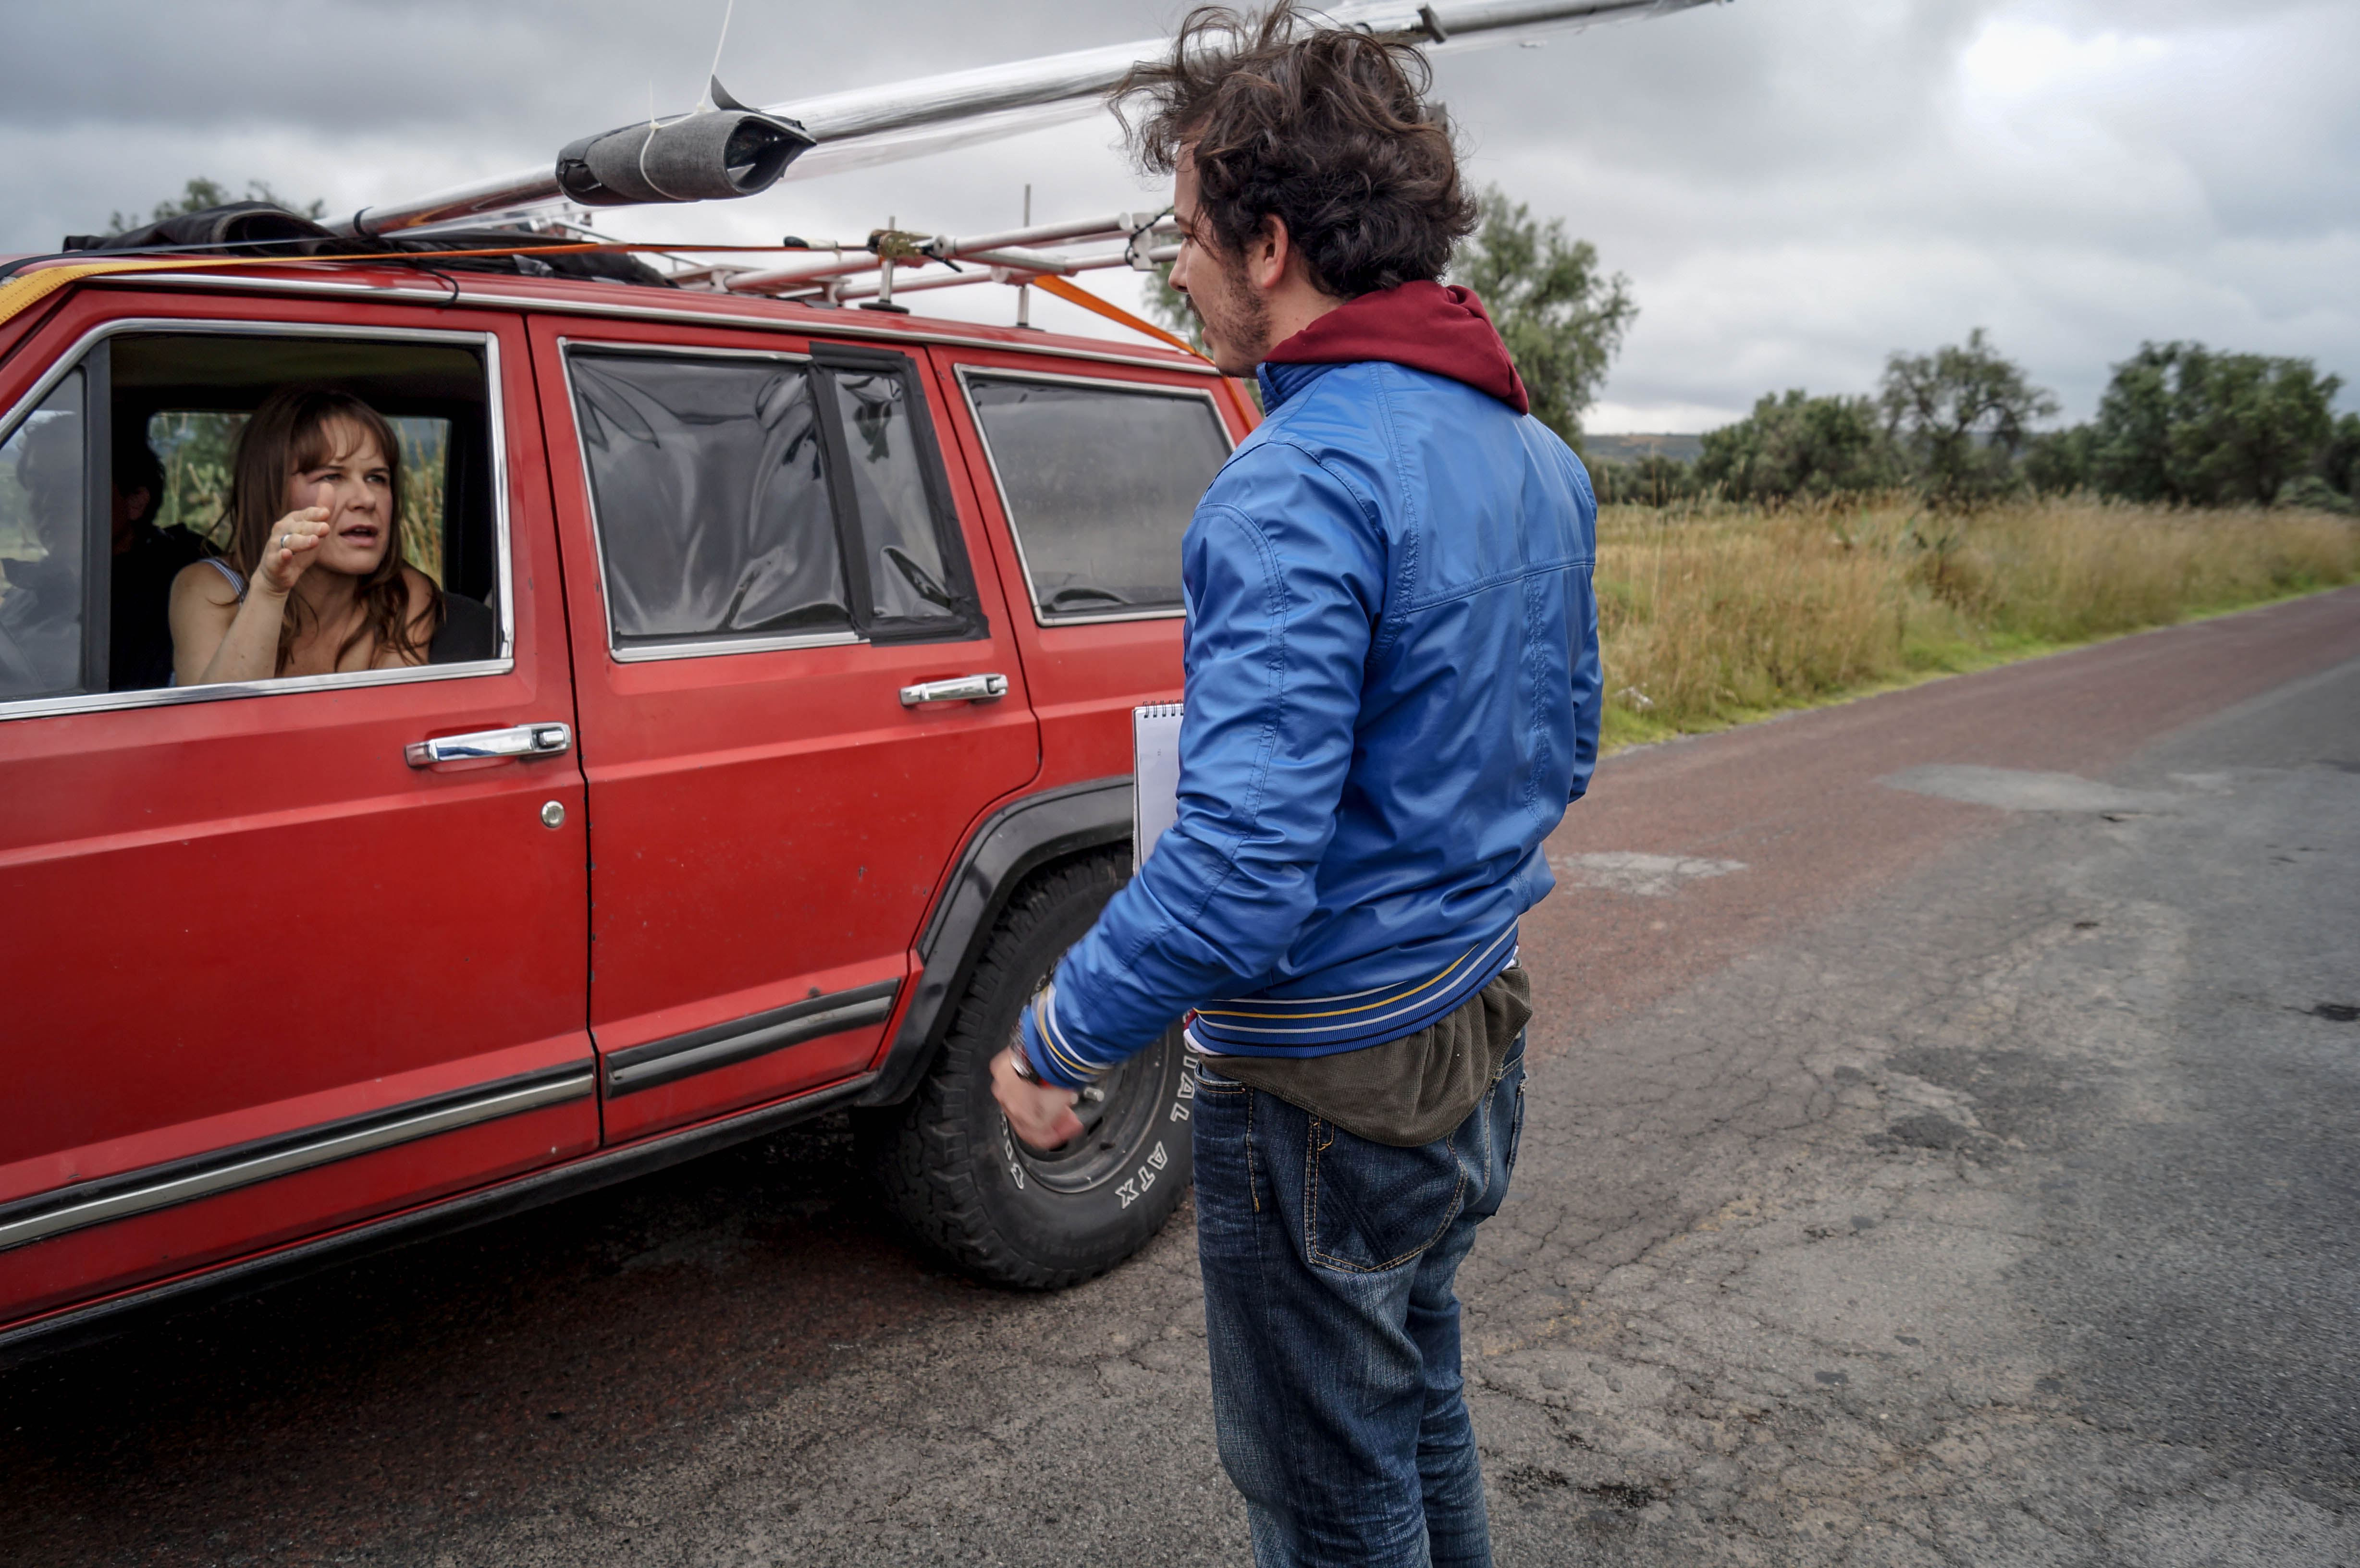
[824,364,966,635]
[0,371,90,700]
[960,374,1231,624]
[0,327,507,713]
[570,350,851,649]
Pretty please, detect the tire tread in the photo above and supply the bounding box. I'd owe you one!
[864,852,1177,1290]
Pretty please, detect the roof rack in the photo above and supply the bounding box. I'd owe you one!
[671,210,1181,309]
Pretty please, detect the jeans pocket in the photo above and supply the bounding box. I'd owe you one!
[1192,1054,1247,1094]
[1303,1120,1469,1274]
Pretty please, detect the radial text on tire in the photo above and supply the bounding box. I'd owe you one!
[860,851,1197,1288]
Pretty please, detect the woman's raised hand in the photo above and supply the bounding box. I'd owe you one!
[255,505,332,598]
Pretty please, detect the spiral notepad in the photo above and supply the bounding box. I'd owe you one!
[1131,702,1185,872]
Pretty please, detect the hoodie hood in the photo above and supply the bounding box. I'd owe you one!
[1261,279,1529,415]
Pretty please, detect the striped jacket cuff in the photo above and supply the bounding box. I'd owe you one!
[1017,983,1105,1090]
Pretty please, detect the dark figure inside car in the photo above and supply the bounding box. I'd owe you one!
[108,430,209,690]
[0,409,85,695]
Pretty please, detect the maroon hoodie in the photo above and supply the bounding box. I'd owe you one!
[1261,279,1530,415]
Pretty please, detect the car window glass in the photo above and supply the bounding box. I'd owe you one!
[103,331,502,696]
[0,372,89,699]
[0,331,500,709]
[963,376,1230,622]
[826,368,961,628]
[572,352,849,647]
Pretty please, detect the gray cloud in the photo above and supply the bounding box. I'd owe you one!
[5,0,2352,430]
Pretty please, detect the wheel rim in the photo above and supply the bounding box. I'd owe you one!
[1009,1032,1174,1194]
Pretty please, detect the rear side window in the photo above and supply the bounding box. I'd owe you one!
[824,364,964,634]
[570,347,979,654]
[959,373,1231,624]
[571,351,848,648]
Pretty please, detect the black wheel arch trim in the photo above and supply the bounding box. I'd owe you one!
[856,773,1133,1109]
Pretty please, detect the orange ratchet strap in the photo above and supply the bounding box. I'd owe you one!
[1031,275,1260,431]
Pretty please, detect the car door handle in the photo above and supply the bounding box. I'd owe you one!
[899,674,1009,707]
[405,722,573,767]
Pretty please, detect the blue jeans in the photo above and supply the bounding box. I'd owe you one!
[1191,1040,1526,1568]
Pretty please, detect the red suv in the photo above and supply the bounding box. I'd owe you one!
[0,255,1246,1360]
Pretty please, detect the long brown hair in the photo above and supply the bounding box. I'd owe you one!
[224,387,441,673]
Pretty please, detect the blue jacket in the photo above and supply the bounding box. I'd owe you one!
[1020,288,1602,1087]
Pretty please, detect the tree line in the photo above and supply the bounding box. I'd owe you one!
[1587,332,2356,514]
[1427,195,2354,515]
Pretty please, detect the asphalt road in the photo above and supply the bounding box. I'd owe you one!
[7,587,2357,1567]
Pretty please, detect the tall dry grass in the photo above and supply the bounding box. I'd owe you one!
[1596,495,2360,747]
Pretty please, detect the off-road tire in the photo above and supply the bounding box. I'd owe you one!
[860,851,1194,1288]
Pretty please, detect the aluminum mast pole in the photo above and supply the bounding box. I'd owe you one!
[336,0,1723,238]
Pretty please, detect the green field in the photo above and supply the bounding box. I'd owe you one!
[1595,495,2360,751]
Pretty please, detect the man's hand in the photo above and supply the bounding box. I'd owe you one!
[991,1046,1084,1151]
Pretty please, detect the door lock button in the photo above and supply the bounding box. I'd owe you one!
[541,801,566,830]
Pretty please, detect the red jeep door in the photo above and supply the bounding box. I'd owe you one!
[0,292,593,1328]
[532,318,1039,1141]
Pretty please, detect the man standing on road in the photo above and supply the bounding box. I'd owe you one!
[991,6,1601,1563]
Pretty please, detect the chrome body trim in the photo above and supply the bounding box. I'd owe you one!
[560,338,814,365]
[0,1067,595,1254]
[610,630,862,663]
[0,1068,880,1369]
[0,658,514,723]
[0,316,516,723]
[602,978,903,1096]
[953,361,1239,400]
[950,363,1233,628]
[1013,606,1188,627]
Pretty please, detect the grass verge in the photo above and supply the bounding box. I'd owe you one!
[1595,495,2360,753]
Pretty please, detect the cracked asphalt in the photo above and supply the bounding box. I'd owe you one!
[6,587,2357,1566]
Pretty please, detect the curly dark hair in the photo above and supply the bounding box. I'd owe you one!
[1115,2,1478,299]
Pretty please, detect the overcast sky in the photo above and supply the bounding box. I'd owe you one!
[5,0,2353,431]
